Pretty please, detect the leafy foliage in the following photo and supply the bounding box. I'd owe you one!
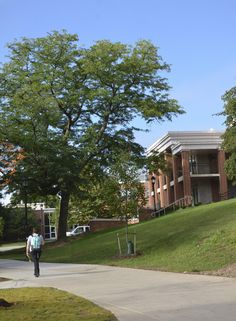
[0,31,183,239]
[0,206,37,241]
[0,217,3,238]
[221,86,236,182]
[0,143,24,188]
[68,155,147,225]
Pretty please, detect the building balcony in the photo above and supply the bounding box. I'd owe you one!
[190,162,218,175]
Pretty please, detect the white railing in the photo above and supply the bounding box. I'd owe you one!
[152,195,193,217]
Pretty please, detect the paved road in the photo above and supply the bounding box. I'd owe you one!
[1,259,236,321]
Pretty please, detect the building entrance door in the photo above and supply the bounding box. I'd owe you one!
[44,213,57,239]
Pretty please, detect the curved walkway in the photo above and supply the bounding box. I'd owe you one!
[1,259,236,321]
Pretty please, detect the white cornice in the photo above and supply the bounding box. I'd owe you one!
[147,131,224,155]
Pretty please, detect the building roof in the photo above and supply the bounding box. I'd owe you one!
[147,130,224,155]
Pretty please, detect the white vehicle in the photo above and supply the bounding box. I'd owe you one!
[66,225,90,237]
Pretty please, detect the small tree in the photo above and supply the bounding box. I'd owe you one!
[68,177,121,224]
[107,153,146,248]
[68,166,146,225]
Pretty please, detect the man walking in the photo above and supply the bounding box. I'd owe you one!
[26,227,44,277]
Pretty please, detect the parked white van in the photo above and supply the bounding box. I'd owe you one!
[66,225,90,237]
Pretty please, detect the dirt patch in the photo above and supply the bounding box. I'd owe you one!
[202,263,236,278]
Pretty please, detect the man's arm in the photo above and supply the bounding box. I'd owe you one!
[40,235,45,246]
[26,236,31,256]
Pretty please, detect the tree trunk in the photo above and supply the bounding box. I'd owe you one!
[57,191,70,240]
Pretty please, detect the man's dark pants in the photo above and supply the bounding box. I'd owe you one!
[31,249,41,277]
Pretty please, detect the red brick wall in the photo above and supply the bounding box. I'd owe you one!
[218,150,228,199]
[89,219,126,232]
[139,208,153,221]
[181,151,191,200]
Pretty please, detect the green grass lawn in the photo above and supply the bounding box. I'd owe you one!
[2,198,236,273]
[0,287,117,321]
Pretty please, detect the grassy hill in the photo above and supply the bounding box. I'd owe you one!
[2,198,236,273]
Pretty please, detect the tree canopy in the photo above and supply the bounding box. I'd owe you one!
[0,31,184,239]
[221,86,236,182]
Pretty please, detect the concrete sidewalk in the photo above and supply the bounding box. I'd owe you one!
[0,244,25,252]
[1,259,236,321]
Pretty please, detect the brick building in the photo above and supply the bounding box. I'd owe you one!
[146,131,235,213]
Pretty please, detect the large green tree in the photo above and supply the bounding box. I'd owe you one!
[0,31,183,239]
[221,86,236,182]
